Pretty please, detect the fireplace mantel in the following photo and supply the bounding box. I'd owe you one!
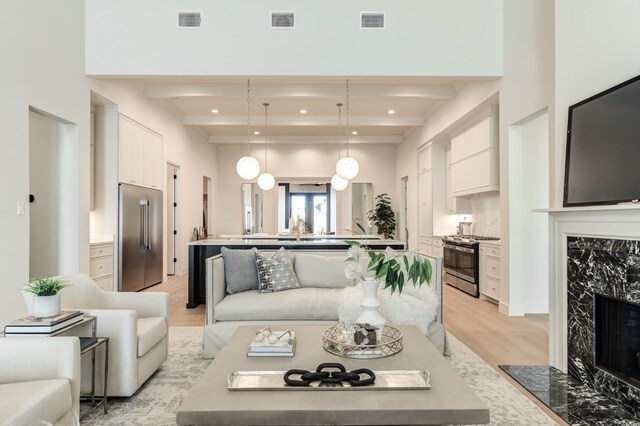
[540,207,640,372]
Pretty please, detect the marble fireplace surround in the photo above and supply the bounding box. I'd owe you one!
[545,206,640,415]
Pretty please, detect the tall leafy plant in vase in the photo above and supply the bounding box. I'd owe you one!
[344,241,432,342]
[367,193,396,239]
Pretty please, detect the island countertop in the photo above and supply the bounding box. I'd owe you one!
[186,238,406,309]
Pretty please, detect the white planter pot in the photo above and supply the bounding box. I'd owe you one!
[355,279,386,342]
[32,294,61,318]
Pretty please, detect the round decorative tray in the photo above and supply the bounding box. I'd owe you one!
[322,324,403,359]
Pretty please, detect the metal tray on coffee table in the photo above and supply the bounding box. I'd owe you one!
[227,370,431,391]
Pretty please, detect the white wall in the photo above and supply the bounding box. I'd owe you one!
[216,144,397,236]
[0,0,91,327]
[86,0,503,77]
[395,0,554,315]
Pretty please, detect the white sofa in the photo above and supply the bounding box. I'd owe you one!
[203,250,444,358]
[0,337,81,426]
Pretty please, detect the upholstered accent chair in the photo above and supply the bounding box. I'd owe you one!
[58,273,169,397]
[0,337,81,426]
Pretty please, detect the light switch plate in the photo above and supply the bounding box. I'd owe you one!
[17,201,25,215]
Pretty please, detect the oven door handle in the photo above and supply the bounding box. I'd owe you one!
[444,244,475,253]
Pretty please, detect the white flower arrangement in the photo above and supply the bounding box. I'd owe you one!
[343,241,432,294]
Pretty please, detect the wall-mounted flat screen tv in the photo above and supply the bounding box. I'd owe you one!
[564,74,640,207]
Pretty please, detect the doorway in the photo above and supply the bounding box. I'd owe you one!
[203,176,211,237]
[290,192,329,234]
[401,176,409,242]
[166,163,179,275]
[29,108,79,279]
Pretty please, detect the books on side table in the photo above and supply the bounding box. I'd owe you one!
[3,310,84,335]
[248,331,296,357]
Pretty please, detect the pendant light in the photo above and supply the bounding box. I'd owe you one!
[331,102,348,191]
[335,79,359,180]
[236,79,261,180]
[257,103,275,190]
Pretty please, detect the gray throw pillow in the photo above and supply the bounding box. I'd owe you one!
[221,247,259,294]
[255,247,301,293]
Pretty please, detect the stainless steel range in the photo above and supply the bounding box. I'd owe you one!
[442,235,500,297]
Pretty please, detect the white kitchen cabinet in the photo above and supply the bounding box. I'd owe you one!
[418,168,433,237]
[119,114,163,190]
[418,236,443,258]
[446,148,471,214]
[143,130,163,190]
[418,146,432,174]
[479,243,500,302]
[89,241,113,291]
[450,115,499,196]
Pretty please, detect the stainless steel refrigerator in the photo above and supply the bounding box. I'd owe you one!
[119,184,163,292]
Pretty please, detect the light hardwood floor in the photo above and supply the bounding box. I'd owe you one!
[145,275,565,425]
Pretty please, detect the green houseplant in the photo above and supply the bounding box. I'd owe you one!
[367,193,396,239]
[23,277,69,318]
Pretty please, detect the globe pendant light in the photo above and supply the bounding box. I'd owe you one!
[257,103,275,191]
[236,79,261,180]
[335,79,359,180]
[331,103,348,192]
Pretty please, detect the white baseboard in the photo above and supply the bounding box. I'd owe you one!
[500,301,525,316]
[524,302,549,314]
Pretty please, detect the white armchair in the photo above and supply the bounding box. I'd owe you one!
[58,273,169,397]
[0,337,80,426]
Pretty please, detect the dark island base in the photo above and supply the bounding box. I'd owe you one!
[499,365,640,425]
[187,241,406,309]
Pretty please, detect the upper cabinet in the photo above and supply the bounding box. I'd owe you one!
[119,114,163,190]
[450,115,499,196]
[446,148,471,214]
[417,142,447,238]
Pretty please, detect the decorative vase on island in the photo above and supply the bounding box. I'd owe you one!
[355,279,386,343]
[32,294,61,318]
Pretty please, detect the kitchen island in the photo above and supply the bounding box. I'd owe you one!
[186,238,406,308]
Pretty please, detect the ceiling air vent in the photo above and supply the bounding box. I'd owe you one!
[271,12,295,29]
[361,12,385,29]
[178,11,202,28]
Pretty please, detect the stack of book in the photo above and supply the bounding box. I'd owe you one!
[247,331,296,357]
[3,311,84,335]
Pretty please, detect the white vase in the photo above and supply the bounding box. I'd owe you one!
[355,279,386,343]
[32,294,61,318]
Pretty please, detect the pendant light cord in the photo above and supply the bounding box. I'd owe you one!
[336,103,343,161]
[246,79,251,155]
[345,79,350,157]
[263,103,270,172]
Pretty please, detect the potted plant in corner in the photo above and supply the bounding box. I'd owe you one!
[23,277,69,318]
[344,241,432,342]
[367,193,396,239]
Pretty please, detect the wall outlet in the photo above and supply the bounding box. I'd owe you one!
[17,201,25,215]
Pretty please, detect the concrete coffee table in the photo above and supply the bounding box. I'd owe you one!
[177,325,489,425]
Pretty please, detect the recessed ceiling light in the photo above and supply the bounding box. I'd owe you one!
[299,109,307,114]
[352,131,358,135]
[387,109,396,115]
[254,131,260,135]
[211,109,219,113]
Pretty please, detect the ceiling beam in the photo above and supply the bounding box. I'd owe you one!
[144,83,456,99]
[207,135,404,144]
[183,115,423,127]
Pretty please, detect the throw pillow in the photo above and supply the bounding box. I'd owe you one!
[295,253,369,288]
[221,247,259,294]
[255,248,301,293]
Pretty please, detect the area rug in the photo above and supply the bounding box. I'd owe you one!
[82,327,556,425]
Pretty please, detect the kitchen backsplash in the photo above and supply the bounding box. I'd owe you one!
[471,192,500,237]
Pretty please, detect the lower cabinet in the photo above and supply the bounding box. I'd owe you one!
[479,243,500,301]
[90,241,113,291]
[418,236,444,258]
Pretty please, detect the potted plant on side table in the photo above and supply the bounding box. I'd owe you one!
[344,241,432,342]
[23,277,69,318]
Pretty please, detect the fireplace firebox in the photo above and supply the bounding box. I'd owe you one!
[595,293,640,387]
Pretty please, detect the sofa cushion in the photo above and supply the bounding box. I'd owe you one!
[137,317,167,357]
[255,248,301,293]
[295,253,370,288]
[221,247,259,294]
[214,287,342,321]
[0,379,71,425]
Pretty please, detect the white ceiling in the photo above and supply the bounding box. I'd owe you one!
[131,77,492,144]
